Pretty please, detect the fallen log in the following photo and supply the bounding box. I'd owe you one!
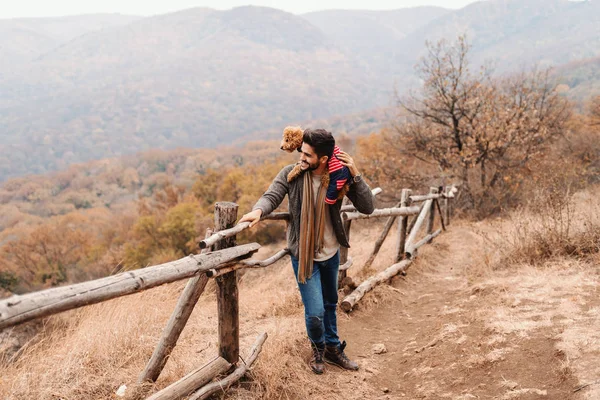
[146,356,232,400]
[343,205,420,221]
[188,332,268,400]
[0,243,260,330]
[341,259,412,312]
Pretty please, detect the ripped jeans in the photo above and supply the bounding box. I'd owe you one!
[290,251,340,347]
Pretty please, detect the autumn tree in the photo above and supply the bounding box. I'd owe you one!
[394,36,571,209]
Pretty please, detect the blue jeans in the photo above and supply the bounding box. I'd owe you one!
[290,251,341,347]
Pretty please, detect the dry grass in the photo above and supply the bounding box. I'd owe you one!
[4,182,600,399]
[477,181,600,271]
[0,222,394,400]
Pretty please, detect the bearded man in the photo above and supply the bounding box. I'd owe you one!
[239,128,374,374]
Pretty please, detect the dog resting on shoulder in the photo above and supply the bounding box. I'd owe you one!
[280,126,351,202]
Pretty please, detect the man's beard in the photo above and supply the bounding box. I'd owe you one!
[301,160,319,171]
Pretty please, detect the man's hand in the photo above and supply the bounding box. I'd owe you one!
[239,209,263,228]
[337,151,359,177]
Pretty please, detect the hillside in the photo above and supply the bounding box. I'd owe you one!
[1,1,600,181]
[302,7,448,76]
[0,14,141,69]
[556,56,600,102]
[0,6,387,180]
[394,0,600,72]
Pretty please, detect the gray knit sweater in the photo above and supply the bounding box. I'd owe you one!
[252,164,375,258]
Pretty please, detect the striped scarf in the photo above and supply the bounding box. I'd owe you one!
[298,171,329,284]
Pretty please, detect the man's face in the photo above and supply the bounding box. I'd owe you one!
[299,142,325,171]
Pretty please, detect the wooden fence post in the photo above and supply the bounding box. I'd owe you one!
[338,199,352,287]
[214,202,239,365]
[395,189,411,263]
[444,187,451,226]
[426,187,438,234]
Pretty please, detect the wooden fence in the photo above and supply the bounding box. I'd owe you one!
[0,184,456,399]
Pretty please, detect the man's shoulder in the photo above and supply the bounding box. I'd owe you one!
[276,164,297,177]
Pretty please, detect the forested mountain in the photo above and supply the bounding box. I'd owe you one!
[394,0,600,72]
[1,0,599,181]
[0,14,141,68]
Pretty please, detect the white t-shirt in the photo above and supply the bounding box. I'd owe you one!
[311,173,340,261]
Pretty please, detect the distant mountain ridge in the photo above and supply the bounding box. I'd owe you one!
[0,0,599,181]
[0,14,141,68]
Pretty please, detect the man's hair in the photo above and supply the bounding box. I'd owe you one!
[303,128,335,160]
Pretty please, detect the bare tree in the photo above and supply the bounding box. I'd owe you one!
[394,36,571,208]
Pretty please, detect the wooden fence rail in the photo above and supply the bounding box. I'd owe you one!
[0,183,456,399]
[0,243,260,331]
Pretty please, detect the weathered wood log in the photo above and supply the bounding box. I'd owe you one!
[0,243,260,330]
[343,205,420,221]
[206,248,290,278]
[363,201,402,270]
[444,191,451,226]
[138,229,214,384]
[405,229,442,258]
[145,356,231,400]
[395,189,412,263]
[410,193,442,202]
[214,202,240,365]
[240,248,289,267]
[260,212,289,221]
[435,199,446,231]
[403,199,432,253]
[198,211,293,248]
[426,187,438,234]
[200,222,249,249]
[206,248,289,278]
[406,202,424,235]
[188,332,268,400]
[339,187,383,212]
[341,259,412,312]
[339,256,353,271]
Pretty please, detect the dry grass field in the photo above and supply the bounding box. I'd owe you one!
[2,187,600,399]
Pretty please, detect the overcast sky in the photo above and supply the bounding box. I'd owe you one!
[1,0,484,19]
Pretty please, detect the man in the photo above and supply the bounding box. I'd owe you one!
[239,128,374,374]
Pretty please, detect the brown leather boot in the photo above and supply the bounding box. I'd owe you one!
[310,343,325,374]
[324,341,359,371]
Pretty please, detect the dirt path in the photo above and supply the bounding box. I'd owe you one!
[328,222,597,400]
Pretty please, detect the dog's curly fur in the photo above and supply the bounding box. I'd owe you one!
[281,126,304,182]
[281,126,304,153]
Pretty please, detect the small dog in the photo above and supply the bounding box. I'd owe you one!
[280,126,304,153]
